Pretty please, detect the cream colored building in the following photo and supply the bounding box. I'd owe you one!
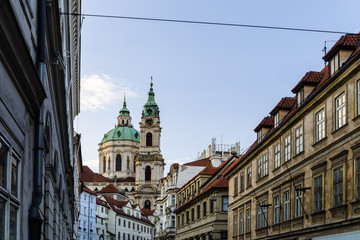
[86,82,165,211]
[225,33,360,240]
[174,156,238,240]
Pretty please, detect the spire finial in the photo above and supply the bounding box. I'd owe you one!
[123,92,126,104]
[150,76,153,87]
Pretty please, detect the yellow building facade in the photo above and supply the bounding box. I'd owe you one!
[225,33,360,239]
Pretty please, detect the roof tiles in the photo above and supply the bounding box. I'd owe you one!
[254,116,274,132]
[323,34,360,61]
[269,97,295,115]
[291,71,324,93]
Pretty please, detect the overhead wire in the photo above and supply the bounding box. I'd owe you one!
[60,12,355,35]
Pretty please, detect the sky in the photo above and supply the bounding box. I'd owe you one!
[76,0,359,174]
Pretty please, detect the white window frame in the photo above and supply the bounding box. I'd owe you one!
[239,211,243,234]
[263,154,268,177]
[315,109,325,142]
[283,191,290,221]
[284,135,291,162]
[0,138,20,240]
[246,208,251,233]
[274,144,280,169]
[274,112,279,128]
[257,158,262,180]
[295,126,303,155]
[233,213,237,237]
[273,196,279,224]
[335,92,346,130]
[247,167,252,187]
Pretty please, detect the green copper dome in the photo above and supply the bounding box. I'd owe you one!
[100,126,140,144]
[143,80,159,117]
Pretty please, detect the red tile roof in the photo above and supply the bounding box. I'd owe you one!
[141,208,155,216]
[254,116,274,132]
[323,34,360,61]
[225,33,360,178]
[184,158,211,167]
[96,197,110,208]
[171,163,179,170]
[291,71,324,93]
[83,186,97,195]
[269,97,295,115]
[81,166,110,183]
[97,184,121,194]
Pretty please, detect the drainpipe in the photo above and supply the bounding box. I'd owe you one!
[29,0,46,239]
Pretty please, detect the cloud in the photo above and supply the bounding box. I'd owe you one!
[81,74,138,111]
[83,159,99,172]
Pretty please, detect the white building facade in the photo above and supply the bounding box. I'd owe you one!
[79,187,97,240]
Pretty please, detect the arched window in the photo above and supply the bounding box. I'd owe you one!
[146,132,152,146]
[108,158,111,171]
[116,155,122,171]
[144,200,151,210]
[103,157,106,172]
[145,166,151,181]
[127,157,130,170]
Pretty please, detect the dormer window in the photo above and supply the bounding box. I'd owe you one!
[330,53,339,75]
[274,112,279,128]
[297,88,304,106]
[257,131,262,143]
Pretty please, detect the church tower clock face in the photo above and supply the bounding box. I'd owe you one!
[145,118,153,126]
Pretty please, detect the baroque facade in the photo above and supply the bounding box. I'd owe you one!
[225,33,360,239]
[0,0,81,239]
[85,82,164,211]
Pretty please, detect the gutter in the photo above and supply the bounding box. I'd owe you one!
[28,0,46,239]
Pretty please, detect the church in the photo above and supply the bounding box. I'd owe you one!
[83,81,165,211]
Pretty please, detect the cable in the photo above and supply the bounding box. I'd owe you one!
[60,12,356,35]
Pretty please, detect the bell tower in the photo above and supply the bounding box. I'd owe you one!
[135,78,165,210]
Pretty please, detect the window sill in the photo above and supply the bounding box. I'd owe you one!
[312,136,327,147]
[293,151,304,159]
[311,210,326,223]
[353,114,360,122]
[332,123,348,135]
[272,166,280,173]
[329,204,347,219]
[256,175,269,183]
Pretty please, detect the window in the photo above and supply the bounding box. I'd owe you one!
[283,191,290,221]
[297,88,304,106]
[333,166,344,207]
[315,109,325,142]
[335,93,346,130]
[295,126,303,155]
[257,131,262,143]
[203,202,207,217]
[222,196,228,212]
[209,200,214,214]
[171,195,175,206]
[247,166,252,187]
[314,175,323,212]
[273,196,279,224]
[103,157,106,172]
[246,208,251,233]
[274,144,280,169]
[257,154,268,180]
[294,185,302,217]
[116,155,122,171]
[146,132,152,146]
[144,200,151,210]
[233,214,237,237]
[186,211,189,224]
[234,176,238,196]
[274,112,279,128]
[191,208,194,221]
[240,172,244,192]
[181,214,184,226]
[127,157,130,170]
[221,231,228,240]
[239,212,244,235]
[257,158,262,180]
[197,205,200,219]
[256,200,267,229]
[284,135,291,162]
[263,154,268,177]
[358,80,360,116]
[108,158,111,171]
[171,215,176,227]
[145,166,151,181]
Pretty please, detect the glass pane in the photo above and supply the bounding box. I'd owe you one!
[10,205,17,240]
[0,143,7,188]
[11,158,17,197]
